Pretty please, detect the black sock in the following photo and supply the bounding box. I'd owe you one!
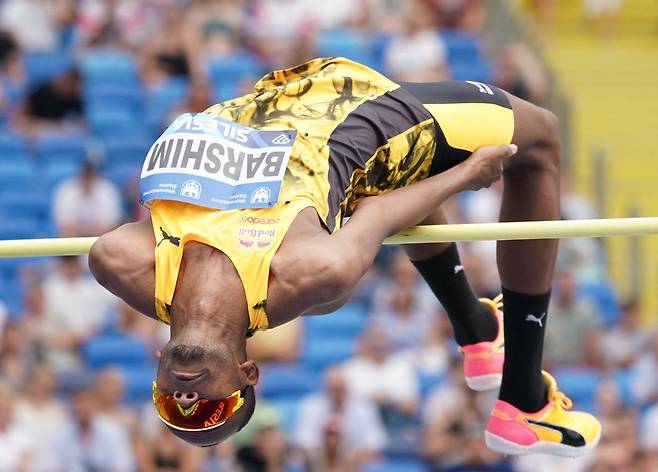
[499,287,550,412]
[411,243,498,346]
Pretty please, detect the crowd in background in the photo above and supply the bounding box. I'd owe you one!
[0,0,656,471]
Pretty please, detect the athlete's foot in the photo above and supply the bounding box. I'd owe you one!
[460,294,504,391]
[485,371,601,457]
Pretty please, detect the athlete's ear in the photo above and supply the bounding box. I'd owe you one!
[239,360,259,386]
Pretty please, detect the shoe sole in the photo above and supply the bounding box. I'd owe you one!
[465,373,502,392]
[484,429,601,458]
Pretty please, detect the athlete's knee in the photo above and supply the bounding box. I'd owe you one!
[510,107,560,177]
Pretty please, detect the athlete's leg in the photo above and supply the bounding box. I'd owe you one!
[404,208,498,346]
[89,217,157,319]
[497,93,560,412]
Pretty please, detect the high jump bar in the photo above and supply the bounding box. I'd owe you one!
[0,217,657,258]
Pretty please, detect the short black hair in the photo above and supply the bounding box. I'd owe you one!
[163,385,256,447]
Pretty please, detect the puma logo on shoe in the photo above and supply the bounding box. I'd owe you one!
[525,312,546,327]
[454,264,464,274]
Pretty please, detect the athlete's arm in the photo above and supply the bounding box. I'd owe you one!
[89,218,158,319]
[324,144,517,292]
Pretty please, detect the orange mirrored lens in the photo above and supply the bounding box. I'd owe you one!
[152,382,244,431]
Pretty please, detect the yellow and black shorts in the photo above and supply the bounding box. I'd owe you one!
[332,80,515,227]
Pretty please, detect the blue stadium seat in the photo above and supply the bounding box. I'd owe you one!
[581,282,620,326]
[0,160,35,192]
[303,337,354,372]
[35,135,86,167]
[44,160,79,189]
[440,30,493,82]
[85,86,144,116]
[80,49,140,88]
[304,302,367,339]
[260,364,318,400]
[269,398,300,433]
[0,134,28,160]
[23,51,73,88]
[104,162,141,187]
[0,190,51,222]
[119,363,158,401]
[102,136,151,169]
[212,83,239,103]
[208,53,259,87]
[554,367,599,410]
[363,459,428,472]
[317,29,374,65]
[0,216,41,239]
[449,61,493,83]
[88,109,146,138]
[83,334,149,369]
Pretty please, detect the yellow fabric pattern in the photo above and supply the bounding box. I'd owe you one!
[424,103,515,151]
[150,199,312,333]
[338,118,437,223]
[203,57,400,227]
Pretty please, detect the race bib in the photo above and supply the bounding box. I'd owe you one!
[140,113,296,210]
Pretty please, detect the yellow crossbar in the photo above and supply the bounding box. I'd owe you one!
[0,217,657,258]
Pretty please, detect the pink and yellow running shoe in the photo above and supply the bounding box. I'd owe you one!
[485,371,601,457]
[460,294,504,391]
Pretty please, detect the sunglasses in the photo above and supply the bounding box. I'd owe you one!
[152,381,247,431]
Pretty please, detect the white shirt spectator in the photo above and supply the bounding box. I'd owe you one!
[53,169,122,237]
[0,301,6,351]
[46,415,135,472]
[342,354,419,405]
[0,0,59,51]
[0,421,32,471]
[639,403,658,451]
[384,29,447,81]
[293,393,387,453]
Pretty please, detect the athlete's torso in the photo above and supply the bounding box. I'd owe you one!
[147,57,514,332]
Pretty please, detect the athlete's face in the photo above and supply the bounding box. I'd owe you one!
[155,340,256,405]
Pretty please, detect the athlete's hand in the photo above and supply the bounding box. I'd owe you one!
[457,144,518,191]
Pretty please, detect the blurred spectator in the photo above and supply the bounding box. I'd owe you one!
[422,357,507,470]
[583,0,624,35]
[639,400,658,455]
[544,269,603,367]
[140,3,193,85]
[0,0,73,51]
[204,440,243,472]
[396,315,452,378]
[77,0,160,49]
[17,68,83,134]
[116,301,168,352]
[0,31,26,119]
[524,0,557,41]
[237,424,301,472]
[0,381,32,472]
[135,422,206,472]
[184,0,245,68]
[0,320,37,389]
[591,379,637,470]
[167,79,214,122]
[631,331,658,406]
[602,299,650,369]
[384,0,448,81]
[14,363,67,471]
[370,249,438,317]
[53,158,123,237]
[294,367,386,468]
[247,318,302,362]
[370,278,436,351]
[48,386,135,472]
[94,367,136,431]
[433,0,486,32]
[341,326,420,421]
[495,42,550,105]
[41,256,115,371]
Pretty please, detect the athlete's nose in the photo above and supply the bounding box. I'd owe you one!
[173,391,199,409]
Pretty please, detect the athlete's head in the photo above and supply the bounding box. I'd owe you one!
[153,334,258,447]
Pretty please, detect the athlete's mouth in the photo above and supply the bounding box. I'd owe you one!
[170,370,206,382]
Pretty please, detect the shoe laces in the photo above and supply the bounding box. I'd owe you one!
[550,389,573,410]
[492,293,503,310]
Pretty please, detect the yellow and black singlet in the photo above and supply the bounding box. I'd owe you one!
[149,57,515,333]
